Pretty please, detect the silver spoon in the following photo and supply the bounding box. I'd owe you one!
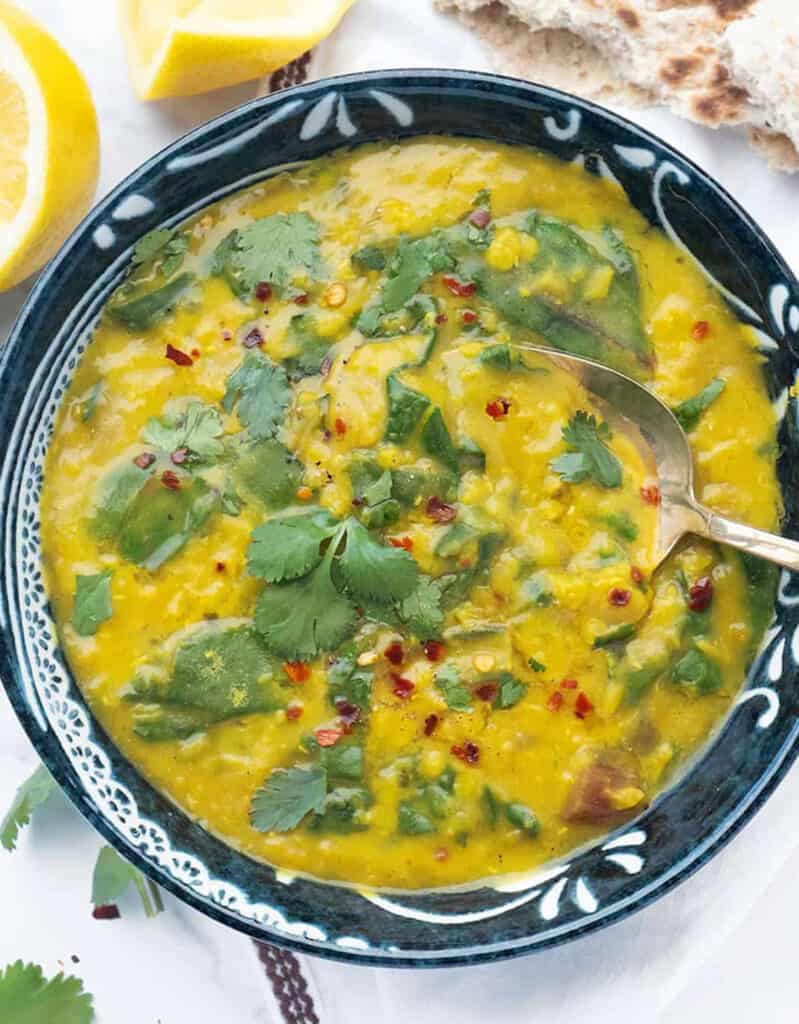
[512,342,798,572]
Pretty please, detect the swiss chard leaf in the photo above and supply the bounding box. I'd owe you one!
[110,272,195,331]
[551,411,622,488]
[384,375,430,443]
[673,377,726,432]
[118,475,218,571]
[71,572,113,636]
[223,351,291,440]
[250,763,328,832]
[235,438,303,509]
[213,213,322,297]
[421,408,460,474]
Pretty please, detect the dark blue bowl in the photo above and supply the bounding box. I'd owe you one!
[2,70,799,967]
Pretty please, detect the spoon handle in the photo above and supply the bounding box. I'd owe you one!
[703,511,799,572]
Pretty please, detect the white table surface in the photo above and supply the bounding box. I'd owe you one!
[2,2,799,1022]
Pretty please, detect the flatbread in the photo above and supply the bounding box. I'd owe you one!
[436,0,799,171]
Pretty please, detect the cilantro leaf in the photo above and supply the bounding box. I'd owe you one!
[91,845,163,918]
[142,400,224,462]
[398,576,445,639]
[385,374,430,443]
[673,377,726,432]
[71,572,113,636]
[492,672,527,709]
[550,411,622,488]
[247,511,337,583]
[250,763,328,832]
[336,519,419,604]
[528,657,546,672]
[421,408,460,474]
[435,664,472,711]
[110,272,195,331]
[1,765,57,852]
[0,961,94,1024]
[382,234,454,312]
[223,351,291,440]
[213,213,322,297]
[255,546,357,659]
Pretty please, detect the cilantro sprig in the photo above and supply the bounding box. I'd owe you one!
[550,411,622,488]
[0,961,94,1024]
[1,765,57,852]
[92,845,164,919]
[223,351,291,440]
[212,213,322,298]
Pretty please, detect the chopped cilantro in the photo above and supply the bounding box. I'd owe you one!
[247,510,337,583]
[351,245,387,272]
[492,672,526,709]
[398,802,436,836]
[77,380,103,423]
[435,664,472,711]
[223,351,291,440]
[479,343,512,370]
[528,657,546,672]
[672,377,726,432]
[603,510,638,542]
[336,518,419,604]
[309,786,372,833]
[250,763,328,832]
[1,765,58,852]
[212,213,322,298]
[132,226,188,277]
[319,744,363,781]
[141,400,224,463]
[551,411,622,488]
[327,652,373,710]
[0,961,94,1024]
[71,572,113,636]
[91,845,163,918]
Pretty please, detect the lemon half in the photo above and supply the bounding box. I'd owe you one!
[0,1,99,292]
[118,0,356,101]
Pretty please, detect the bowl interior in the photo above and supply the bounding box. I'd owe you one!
[2,71,799,966]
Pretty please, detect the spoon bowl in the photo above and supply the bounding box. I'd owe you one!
[514,342,799,571]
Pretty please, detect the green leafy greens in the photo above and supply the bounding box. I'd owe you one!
[213,213,322,298]
[550,411,622,488]
[71,572,113,636]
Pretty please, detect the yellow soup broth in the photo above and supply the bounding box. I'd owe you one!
[40,138,780,888]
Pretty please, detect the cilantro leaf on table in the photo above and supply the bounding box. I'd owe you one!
[336,519,419,604]
[435,664,472,711]
[247,510,337,583]
[255,546,357,659]
[550,411,622,488]
[110,272,195,332]
[212,213,322,298]
[492,672,527,709]
[1,765,58,852]
[384,374,430,443]
[91,845,163,918]
[672,377,726,432]
[142,400,224,462]
[0,961,94,1024]
[250,763,328,832]
[71,572,113,636]
[223,351,291,439]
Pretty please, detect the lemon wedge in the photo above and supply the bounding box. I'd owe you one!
[0,1,99,292]
[118,0,356,101]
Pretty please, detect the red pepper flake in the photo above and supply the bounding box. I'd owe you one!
[451,741,480,765]
[384,641,404,665]
[165,343,193,367]
[390,536,413,551]
[640,484,661,506]
[434,313,448,325]
[474,681,498,702]
[423,713,439,736]
[486,397,511,420]
[434,847,449,862]
[609,587,632,607]
[560,678,578,690]
[293,292,309,306]
[315,727,343,747]
[461,309,478,325]
[547,691,564,712]
[691,320,711,341]
[689,576,714,612]
[255,281,272,302]
[423,639,444,662]
[92,904,121,920]
[335,699,361,725]
[442,274,477,298]
[243,327,264,348]
[222,329,233,341]
[426,496,457,523]
[469,208,491,229]
[334,417,347,436]
[631,566,645,585]
[190,347,200,358]
[161,469,181,490]
[286,703,304,721]
[133,452,156,470]
[392,674,415,699]
[171,447,188,465]
[215,561,226,573]
[575,692,594,719]
[284,661,310,684]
